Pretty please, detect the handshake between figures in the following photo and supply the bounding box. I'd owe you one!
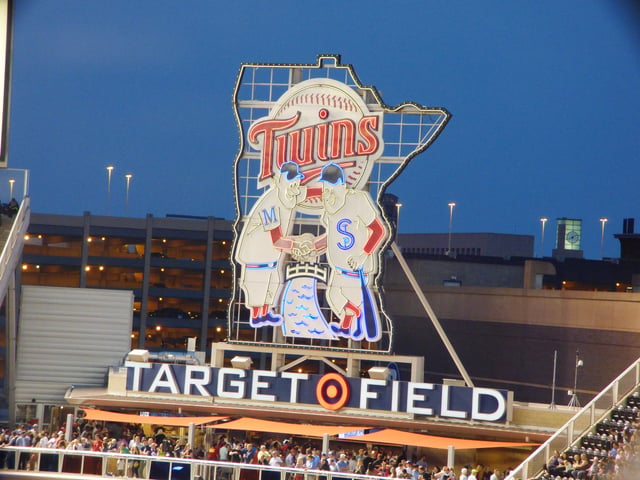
[283,233,328,262]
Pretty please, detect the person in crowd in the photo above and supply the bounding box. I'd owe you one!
[361,449,375,474]
[16,431,32,470]
[257,444,271,465]
[318,453,330,471]
[269,450,284,467]
[417,464,430,480]
[573,452,589,479]
[229,445,242,463]
[433,465,451,479]
[130,445,142,478]
[284,446,297,467]
[6,198,18,218]
[306,447,320,469]
[459,467,468,480]
[336,453,349,472]
[244,443,257,463]
[545,450,560,475]
[219,442,230,461]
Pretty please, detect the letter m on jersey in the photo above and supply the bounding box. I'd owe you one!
[261,206,278,226]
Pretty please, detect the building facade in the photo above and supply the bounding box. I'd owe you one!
[21,212,233,352]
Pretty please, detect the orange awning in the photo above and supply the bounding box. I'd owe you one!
[81,408,227,427]
[210,417,370,438]
[343,428,538,450]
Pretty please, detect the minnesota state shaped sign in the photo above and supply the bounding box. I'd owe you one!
[229,54,450,353]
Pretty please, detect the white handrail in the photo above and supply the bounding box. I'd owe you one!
[0,445,384,480]
[0,196,30,301]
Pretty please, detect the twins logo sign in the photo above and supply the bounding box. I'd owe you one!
[231,55,450,350]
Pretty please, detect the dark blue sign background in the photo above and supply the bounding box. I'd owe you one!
[126,364,507,422]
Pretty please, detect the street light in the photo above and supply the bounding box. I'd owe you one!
[106,165,115,214]
[8,178,14,199]
[395,202,403,243]
[125,173,133,215]
[539,217,548,258]
[447,202,456,256]
[599,218,608,259]
[568,349,583,408]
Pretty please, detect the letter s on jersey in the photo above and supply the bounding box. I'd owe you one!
[336,219,355,251]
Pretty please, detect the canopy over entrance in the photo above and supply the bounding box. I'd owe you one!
[210,417,368,438]
[342,428,537,450]
[81,411,538,451]
[81,408,227,427]
[209,418,538,450]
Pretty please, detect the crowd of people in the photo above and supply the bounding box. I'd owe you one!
[0,418,514,479]
[205,440,511,480]
[540,412,640,480]
[5,409,640,480]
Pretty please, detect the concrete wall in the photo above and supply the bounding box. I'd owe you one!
[397,232,534,258]
[384,279,640,404]
[385,256,527,288]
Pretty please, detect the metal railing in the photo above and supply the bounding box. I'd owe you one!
[505,357,640,480]
[0,446,382,480]
[0,195,29,300]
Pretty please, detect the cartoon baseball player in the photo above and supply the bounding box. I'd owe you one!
[313,163,388,341]
[234,161,305,327]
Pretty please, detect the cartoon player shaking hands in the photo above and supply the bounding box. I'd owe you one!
[234,162,306,326]
[313,163,388,341]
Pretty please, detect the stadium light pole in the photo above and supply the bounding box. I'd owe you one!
[106,165,115,214]
[568,349,583,408]
[125,173,133,216]
[549,349,557,410]
[539,217,548,258]
[395,202,403,243]
[447,202,456,256]
[599,218,608,259]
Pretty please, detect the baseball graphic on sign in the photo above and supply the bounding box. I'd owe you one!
[248,78,384,210]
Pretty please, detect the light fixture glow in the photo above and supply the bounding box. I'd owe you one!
[599,218,608,259]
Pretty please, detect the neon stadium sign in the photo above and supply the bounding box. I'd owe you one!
[126,363,509,423]
[229,54,450,352]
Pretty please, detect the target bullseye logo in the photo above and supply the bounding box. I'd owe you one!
[316,372,350,410]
